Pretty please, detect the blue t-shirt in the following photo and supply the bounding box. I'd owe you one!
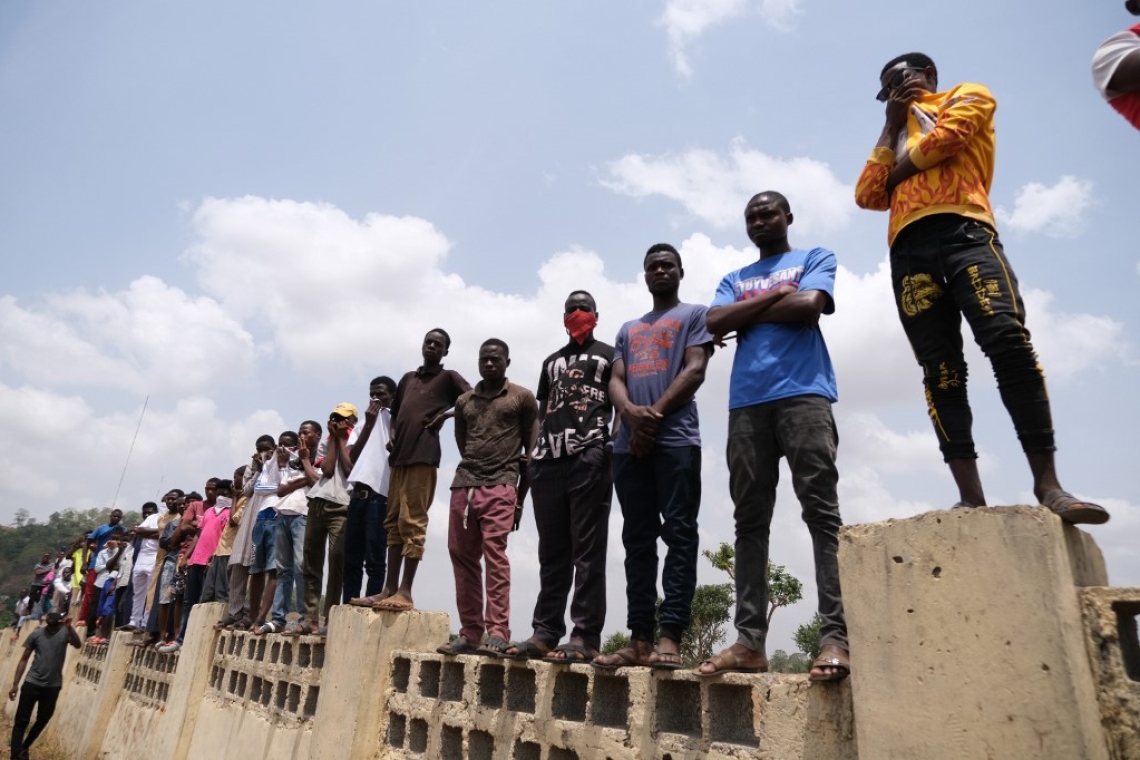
[86,523,117,570]
[613,302,714,452]
[710,248,838,409]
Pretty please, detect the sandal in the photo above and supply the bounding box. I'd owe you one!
[592,645,655,671]
[436,638,478,656]
[476,635,511,657]
[651,649,684,670]
[283,621,305,636]
[252,622,277,636]
[695,648,768,677]
[544,642,599,664]
[809,644,850,682]
[1040,489,1110,526]
[501,639,552,660]
[349,593,388,608]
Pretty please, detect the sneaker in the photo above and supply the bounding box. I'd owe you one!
[156,640,181,653]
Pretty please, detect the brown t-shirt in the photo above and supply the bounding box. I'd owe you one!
[451,380,538,488]
[390,365,471,467]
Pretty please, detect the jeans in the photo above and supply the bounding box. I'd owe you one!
[613,446,701,643]
[890,214,1054,461]
[10,682,60,757]
[727,395,847,652]
[342,489,388,602]
[272,514,307,625]
[176,564,207,642]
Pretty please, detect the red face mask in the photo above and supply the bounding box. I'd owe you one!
[564,310,597,344]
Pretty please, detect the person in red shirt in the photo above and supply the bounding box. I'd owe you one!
[1092,1,1140,129]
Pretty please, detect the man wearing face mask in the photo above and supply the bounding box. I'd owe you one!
[503,291,615,663]
[855,53,1108,525]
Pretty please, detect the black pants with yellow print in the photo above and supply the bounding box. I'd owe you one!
[889,213,1055,462]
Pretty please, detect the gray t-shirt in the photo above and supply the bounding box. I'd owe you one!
[613,302,713,453]
[23,626,70,688]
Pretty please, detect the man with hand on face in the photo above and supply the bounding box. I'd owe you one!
[8,611,80,760]
[699,191,849,682]
[594,244,713,671]
[303,406,357,635]
[376,329,471,614]
[346,377,398,606]
[504,291,615,663]
[80,509,123,636]
[436,339,538,657]
[855,53,1108,525]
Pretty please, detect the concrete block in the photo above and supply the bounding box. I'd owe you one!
[839,506,1109,759]
[1081,586,1140,759]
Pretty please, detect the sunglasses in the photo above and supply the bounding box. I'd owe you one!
[876,66,923,102]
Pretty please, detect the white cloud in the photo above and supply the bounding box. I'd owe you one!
[658,0,801,78]
[0,276,257,395]
[0,196,1130,653]
[602,138,853,234]
[996,175,1094,238]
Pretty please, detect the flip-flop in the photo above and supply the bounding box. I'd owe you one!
[544,642,598,664]
[476,636,511,657]
[1040,489,1110,526]
[695,648,767,677]
[809,644,850,682]
[349,594,388,608]
[373,598,414,613]
[650,649,684,670]
[437,638,478,656]
[592,646,654,671]
[501,639,552,660]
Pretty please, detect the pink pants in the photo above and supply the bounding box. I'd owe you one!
[448,485,516,644]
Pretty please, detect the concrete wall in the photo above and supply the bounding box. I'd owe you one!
[1,508,1133,759]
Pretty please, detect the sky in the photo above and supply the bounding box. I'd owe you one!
[1,0,1136,654]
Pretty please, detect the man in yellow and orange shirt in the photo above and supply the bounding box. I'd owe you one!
[855,52,1109,525]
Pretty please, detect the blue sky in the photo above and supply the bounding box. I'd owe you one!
[1,0,1135,652]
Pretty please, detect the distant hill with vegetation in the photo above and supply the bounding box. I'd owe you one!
[0,507,142,626]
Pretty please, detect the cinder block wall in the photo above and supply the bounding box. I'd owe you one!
[1,508,1132,760]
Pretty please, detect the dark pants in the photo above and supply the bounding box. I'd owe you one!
[528,447,613,651]
[727,395,847,652]
[11,682,60,757]
[177,564,208,642]
[114,585,130,627]
[890,214,1054,461]
[201,555,230,603]
[304,497,347,624]
[613,446,701,643]
[342,488,388,602]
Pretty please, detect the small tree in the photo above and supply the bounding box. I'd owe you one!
[600,631,630,655]
[793,613,824,661]
[701,543,803,629]
[679,583,734,667]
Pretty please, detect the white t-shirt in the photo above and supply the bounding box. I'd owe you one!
[347,409,392,497]
[276,461,312,516]
[135,512,162,568]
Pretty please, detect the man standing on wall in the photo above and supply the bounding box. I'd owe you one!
[504,291,615,663]
[593,244,713,671]
[855,52,1108,524]
[436,339,538,656]
[375,329,471,613]
[345,377,397,606]
[8,611,81,759]
[699,190,849,681]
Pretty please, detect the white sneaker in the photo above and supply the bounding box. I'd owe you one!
[156,641,182,653]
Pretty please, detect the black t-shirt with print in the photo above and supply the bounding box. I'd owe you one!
[533,337,614,460]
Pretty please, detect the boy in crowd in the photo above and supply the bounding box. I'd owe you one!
[594,244,713,671]
[304,407,356,635]
[436,339,538,656]
[346,377,397,606]
[90,527,129,644]
[376,329,471,613]
[219,435,275,631]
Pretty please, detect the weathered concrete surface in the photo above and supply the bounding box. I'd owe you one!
[1080,586,1140,760]
[840,506,1109,759]
[309,605,449,760]
[382,651,856,759]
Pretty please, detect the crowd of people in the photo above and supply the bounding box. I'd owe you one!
[6,45,1122,759]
